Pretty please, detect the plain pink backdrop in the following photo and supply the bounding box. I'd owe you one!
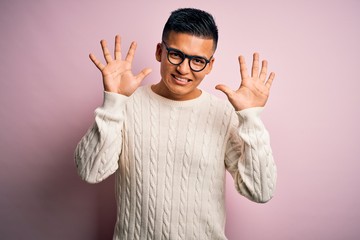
[1,0,360,239]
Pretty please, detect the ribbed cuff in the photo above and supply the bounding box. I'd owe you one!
[102,91,129,111]
[236,107,264,129]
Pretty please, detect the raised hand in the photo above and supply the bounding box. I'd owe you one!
[215,53,275,111]
[89,35,152,96]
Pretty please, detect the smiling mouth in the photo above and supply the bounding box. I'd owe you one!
[172,74,192,83]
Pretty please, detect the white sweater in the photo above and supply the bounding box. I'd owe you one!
[75,85,277,240]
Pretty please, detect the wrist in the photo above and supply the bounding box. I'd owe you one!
[236,107,264,128]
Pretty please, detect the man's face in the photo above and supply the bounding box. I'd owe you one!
[154,31,215,101]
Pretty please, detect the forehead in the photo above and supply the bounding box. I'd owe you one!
[165,31,214,58]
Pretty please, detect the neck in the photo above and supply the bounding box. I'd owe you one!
[151,82,202,101]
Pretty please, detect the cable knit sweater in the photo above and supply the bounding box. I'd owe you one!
[75,85,277,240]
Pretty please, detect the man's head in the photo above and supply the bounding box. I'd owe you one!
[153,8,218,101]
[162,8,218,51]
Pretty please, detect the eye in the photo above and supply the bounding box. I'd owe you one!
[192,57,206,66]
[168,50,183,59]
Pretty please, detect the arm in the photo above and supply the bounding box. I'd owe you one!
[75,92,127,183]
[216,53,277,202]
[75,35,151,183]
[224,107,276,203]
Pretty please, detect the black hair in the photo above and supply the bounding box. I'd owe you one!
[162,8,219,51]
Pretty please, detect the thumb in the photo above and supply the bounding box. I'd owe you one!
[136,68,152,82]
[215,84,233,98]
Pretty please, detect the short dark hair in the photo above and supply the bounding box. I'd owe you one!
[162,8,219,51]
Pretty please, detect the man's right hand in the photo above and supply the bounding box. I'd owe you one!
[89,35,152,96]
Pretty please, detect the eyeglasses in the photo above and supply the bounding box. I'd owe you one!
[162,42,213,72]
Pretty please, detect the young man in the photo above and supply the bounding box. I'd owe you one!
[75,8,277,240]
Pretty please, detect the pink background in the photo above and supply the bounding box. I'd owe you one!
[1,0,360,239]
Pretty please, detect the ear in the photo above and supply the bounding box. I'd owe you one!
[205,57,215,75]
[155,43,162,62]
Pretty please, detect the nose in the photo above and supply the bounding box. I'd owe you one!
[176,58,191,74]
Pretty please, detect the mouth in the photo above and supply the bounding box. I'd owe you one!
[172,74,192,85]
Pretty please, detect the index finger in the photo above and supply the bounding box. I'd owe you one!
[239,55,249,80]
[125,41,137,63]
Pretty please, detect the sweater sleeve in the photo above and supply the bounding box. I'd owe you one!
[74,91,128,184]
[224,107,277,203]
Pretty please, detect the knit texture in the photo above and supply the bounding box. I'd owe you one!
[75,85,277,240]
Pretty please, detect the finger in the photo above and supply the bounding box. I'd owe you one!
[114,35,122,60]
[135,68,152,81]
[89,53,105,71]
[259,60,268,82]
[101,39,113,63]
[215,84,234,98]
[125,41,137,63]
[239,55,249,80]
[251,52,260,77]
[265,72,275,89]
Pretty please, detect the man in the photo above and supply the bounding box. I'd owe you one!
[75,8,277,240]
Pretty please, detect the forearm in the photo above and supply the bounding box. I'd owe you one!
[74,91,128,183]
[226,107,277,203]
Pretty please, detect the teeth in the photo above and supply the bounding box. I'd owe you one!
[175,76,188,82]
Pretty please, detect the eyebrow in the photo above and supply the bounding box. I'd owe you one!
[166,45,211,60]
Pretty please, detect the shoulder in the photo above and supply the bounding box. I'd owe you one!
[133,85,149,97]
[199,91,236,127]
[126,85,151,102]
[202,91,234,113]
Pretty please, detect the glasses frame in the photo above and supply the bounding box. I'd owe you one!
[162,42,213,72]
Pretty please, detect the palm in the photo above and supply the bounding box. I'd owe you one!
[216,53,275,111]
[101,59,140,95]
[90,35,152,96]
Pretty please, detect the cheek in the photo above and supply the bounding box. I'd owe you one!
[160,61,173,77]
[193,72,206,82]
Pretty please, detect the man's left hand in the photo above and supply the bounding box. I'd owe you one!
[215,53,275,111]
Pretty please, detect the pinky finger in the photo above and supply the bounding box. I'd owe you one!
[265,72,275,89]
[89,53,105,71]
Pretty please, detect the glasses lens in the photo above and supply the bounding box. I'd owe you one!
[166,46,208,72]
[167,50,184,65]
[190,57,207,71]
